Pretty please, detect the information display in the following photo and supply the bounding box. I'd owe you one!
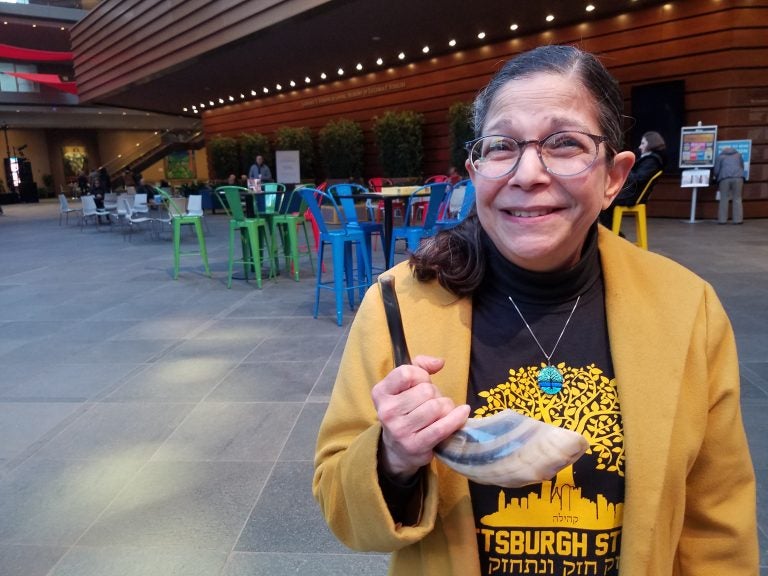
[679,125,718,168]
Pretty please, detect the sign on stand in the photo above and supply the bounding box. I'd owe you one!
[679,124,717,223]
[275,150,301,184]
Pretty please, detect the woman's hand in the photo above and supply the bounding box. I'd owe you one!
[372,355,470,482]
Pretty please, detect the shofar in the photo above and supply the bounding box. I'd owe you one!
[434,409,589,488]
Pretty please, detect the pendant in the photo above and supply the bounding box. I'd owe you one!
[537,365,564,395]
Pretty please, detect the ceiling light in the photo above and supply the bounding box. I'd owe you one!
[422,46,429,54]
[477,32,486,39]
[305,76,311,83]
[398,52,405,60]
[337,68,344,75]
[276,83,282,90]
[218,98,224,103]
[32,24,37,28]
[289,80,296,87]
[200,103,205,108]
[193,109,199,113]
[183,107,188,112]
[320,72,327,79]
[510,24,518,31]
[136,143,140,147]
[545,14,555,22]
[356,63,363,71]
[228,96,234,101]
[240,93,245,99]
[586,4,595,11]
[251,89,257,96]
[209,100,214,106]
[376,57,383,65]
[60,26,65,31]
[263,87,269,93]
[448,39,456,47]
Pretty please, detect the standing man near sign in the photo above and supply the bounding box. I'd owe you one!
[713,146,745,224]
[248,154,273,183]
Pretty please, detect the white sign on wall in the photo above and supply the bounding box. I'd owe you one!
[275,150,300,184]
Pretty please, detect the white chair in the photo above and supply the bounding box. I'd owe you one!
[132,192,149,214]
[184,194,209,231]
[58,194,82,225]
[80,195,112,228]
[123,197,155,240]
[103,192,118,210]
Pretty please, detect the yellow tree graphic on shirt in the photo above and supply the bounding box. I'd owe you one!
[474,362,624,489]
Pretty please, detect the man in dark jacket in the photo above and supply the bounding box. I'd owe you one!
[713,146,745,224]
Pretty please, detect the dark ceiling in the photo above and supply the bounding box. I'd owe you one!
[82,0,669,117]
[2,0,668,119]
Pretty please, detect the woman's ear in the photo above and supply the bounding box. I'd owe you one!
[602,151,635,209]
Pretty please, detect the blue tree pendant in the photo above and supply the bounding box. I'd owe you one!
[537,365,564,394]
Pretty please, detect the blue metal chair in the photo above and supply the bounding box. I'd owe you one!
[435,179,476,231]
[389,182,450,256]
[299,188,372,326]
[328,183,383,271]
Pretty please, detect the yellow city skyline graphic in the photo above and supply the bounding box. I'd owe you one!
[482,479,624,530]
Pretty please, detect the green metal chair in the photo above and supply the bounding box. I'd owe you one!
[217,186,275,288]
[270,186,314,281]
[155,188,211,279]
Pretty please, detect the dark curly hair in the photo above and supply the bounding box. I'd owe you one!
[410,45,625,297]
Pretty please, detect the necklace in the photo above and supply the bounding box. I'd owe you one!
[507,295,581,395]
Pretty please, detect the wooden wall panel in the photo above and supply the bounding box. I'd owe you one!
[201,0,768,217]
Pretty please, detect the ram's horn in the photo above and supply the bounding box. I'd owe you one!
[434,409,589,488]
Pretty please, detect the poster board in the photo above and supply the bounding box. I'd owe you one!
[680,169,710,188]
[275,150,300,184]
[715,139,751,180]
[679,125,717,168]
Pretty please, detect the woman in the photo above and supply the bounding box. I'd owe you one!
[599,131,666,228]
[313,46,757,576]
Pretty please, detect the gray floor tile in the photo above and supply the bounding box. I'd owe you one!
[279,403,329,462]
[0,402,82,459]
[152,402,301,462]
[209,361,323,402]
[0,544,68,576]
[79,461,270,551]
[221,551,389,576]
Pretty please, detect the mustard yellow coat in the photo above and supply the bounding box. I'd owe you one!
[313,227,758,576]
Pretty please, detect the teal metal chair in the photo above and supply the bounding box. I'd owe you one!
[155,188,211,279]
[270,186,314,281]
[328,183,383,271]
[218,186,275,289]
[299,187,372,326]
[434,179,476,231]
[389,182,450,256]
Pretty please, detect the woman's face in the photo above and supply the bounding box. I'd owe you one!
[639,137,649,154]
[467,72,633,272]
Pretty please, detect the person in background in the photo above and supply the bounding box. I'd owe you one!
[598,130,666,228]
[713,146,745,224]
[248,154,273,182]
[447,165,463,185]
[313,45,757,576]
[77,170,89,196]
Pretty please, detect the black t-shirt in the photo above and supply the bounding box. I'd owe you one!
[468,226,625,575]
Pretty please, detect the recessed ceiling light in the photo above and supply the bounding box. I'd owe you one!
[218,98,224,103]
[209,100,214,106]
[448,39,456,47]
[60,26,65,31]
[477,32,486,39]
[240,93,245,99]
[510,23,518,31]
[356,63,363,71]
[305,76,311,83]
[32,24,37,28]
[289,80,296,87]
[376,57,383,65]
[422,46,429,54]
[135,143,140,147]
[228,96,234,101]
[586,4,595,11]
[251,89,257,96]
[183,107,188,112]
[200,103,205,108]
[276,84,282,90]
[545,14,555,22]
[263,87,269,93]
[398,52,405,60]
[320,72,327,79]
[337,68,344,75]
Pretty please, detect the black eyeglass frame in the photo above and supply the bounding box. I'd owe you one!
[464,131,611,178]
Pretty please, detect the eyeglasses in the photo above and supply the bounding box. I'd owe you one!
[465,131,610,178]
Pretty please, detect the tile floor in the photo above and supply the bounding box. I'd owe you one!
[0,200,765,575]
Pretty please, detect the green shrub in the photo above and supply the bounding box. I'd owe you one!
[372,110,425,178]
[238,132,271,175]
[318,118,364,179]
[274,126,315,179]
[208,137,239,179]
[448,101,473,176]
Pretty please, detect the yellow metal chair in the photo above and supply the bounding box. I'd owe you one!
[611,170,663,250]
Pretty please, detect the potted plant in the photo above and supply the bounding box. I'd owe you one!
[372,110,425,179]
[207,137,239,180]
[318,118,364,181]
[274,126,315,179]
[238,132,271,176]
[448,101,473,176]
